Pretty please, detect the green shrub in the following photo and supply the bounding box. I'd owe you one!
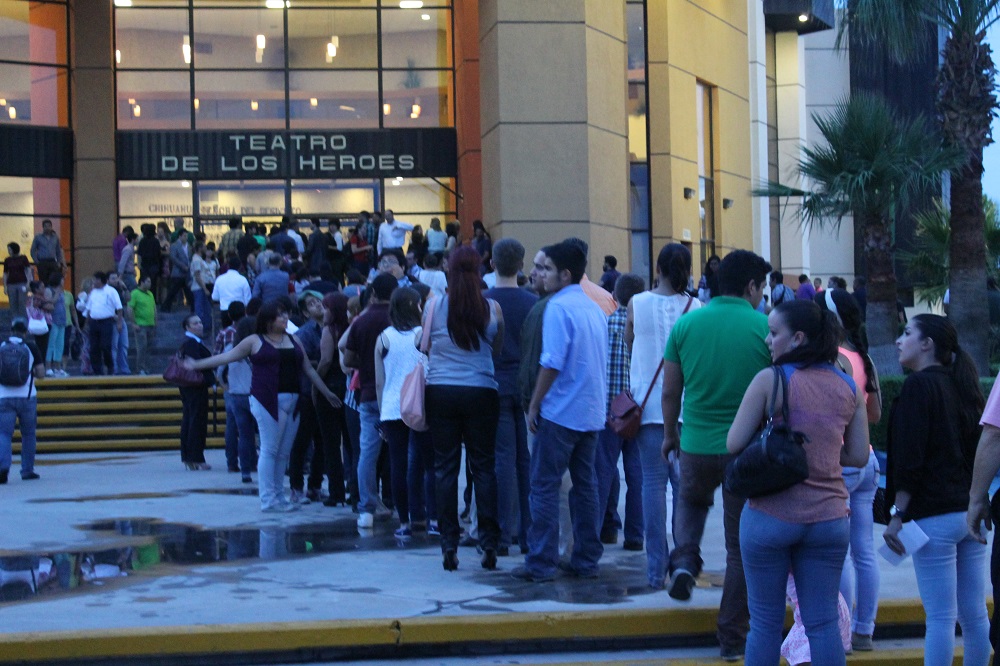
[870,375,997,451]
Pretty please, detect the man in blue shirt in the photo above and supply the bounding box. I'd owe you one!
[252,254,290,304]
[514,241,608,581]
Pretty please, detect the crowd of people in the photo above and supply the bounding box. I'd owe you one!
[3,211,1000,665]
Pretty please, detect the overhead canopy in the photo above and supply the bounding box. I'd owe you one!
[763,0,834,35]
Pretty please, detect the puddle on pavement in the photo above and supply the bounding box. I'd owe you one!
[28,492,182,503]
[0,517,433,605]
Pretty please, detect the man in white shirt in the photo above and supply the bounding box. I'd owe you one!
[0,318,46,483]
[287,221,305,255]
[212,256,252,311]
[376,209,414,254]
[85,271,124,376]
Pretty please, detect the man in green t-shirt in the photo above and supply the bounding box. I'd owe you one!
[129,276,157,375]
[661,249,771,662]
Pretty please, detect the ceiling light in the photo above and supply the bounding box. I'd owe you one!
[114,0,132,6]
[181,180,191,188]
[399,0,423,8]
[0,99,6,106]
[115,49,121,64]
[392,179,400,186]
[310,98,318,107]
[798,13,809,22]
[183,35,191,64]
[339,105,355,111]
[410,102,421,119]
[421,13,430,20]
[132,104,140,117]
[193,98,199,110]
[256,34,266,50]
[265,0,283,7]
[128,98,135,105]
[8,107,15,120]
[251,100,259,111]
[383,103,391,115]
[255,48,264,64]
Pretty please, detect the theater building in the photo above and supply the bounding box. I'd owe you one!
[0,0,833,289]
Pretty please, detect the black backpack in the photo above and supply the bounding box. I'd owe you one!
[0,339,32,387]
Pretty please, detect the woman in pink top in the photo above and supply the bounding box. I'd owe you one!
[728,299,870,666]
[819,288,882,652]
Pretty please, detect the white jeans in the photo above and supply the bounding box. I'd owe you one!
[250,393,299,510]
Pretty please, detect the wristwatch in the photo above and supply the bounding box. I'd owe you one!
[889,504,907,521]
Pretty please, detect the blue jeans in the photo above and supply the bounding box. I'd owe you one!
[357,400,385,514]
[839,450,880,636]
[250,393,299,510]
[0,397,36,476]
[596,425,644,544]
[408,429,436,523]
[525,418,603,577]
[111,323,130,375]
[193,289,212,337]
[635,424,679,587]
[495,393,530,548]
[224,393,256,474]
[911,512,991,666]
[740,506,849,666]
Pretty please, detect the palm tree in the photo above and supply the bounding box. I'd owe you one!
[845,0,1000,374]
[900,195,1000,306]
[756,94,958,375]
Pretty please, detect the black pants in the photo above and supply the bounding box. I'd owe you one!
[383,420,412,524]
[36,260,59,285]
[179,386,208,463]
[426,384,500,553]
[288,395,325,492]
[163,277,193,312]
[315,391,348,503]
[88,317,115,375]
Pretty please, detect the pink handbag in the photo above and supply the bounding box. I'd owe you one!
[400,299,435,432]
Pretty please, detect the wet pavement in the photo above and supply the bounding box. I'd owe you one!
[0,449,970,636]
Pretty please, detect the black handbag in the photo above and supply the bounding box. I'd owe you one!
[724,366,810,498]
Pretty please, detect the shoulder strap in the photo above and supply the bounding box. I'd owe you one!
[766,365,781,422]
[682,295,694,314]
[638,359,665,410]
[419,298,436,353]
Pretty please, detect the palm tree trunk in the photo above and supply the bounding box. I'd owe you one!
[862,214,902,376]
[949,163,991,374]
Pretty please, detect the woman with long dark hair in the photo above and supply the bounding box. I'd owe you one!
[697,254,720,303]
[815,288,882,651]
[728,300,869,665]
[183,300,339,512]
[423,245,504,571]
[883,314,989,665]
[178,314,214,470]
[316,292,351,507]
[624,243,700,589]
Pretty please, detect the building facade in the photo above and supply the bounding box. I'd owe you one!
[1,0,840,290]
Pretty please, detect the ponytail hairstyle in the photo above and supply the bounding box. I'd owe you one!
[446,245,488,351]
[656,243,692,294]
[771,299,841,367]
[910,314,984,430]
[814,288,877,393]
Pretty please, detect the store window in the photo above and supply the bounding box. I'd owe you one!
[0,0,72,300]
[697,81,717,270]
[626,0,650,281]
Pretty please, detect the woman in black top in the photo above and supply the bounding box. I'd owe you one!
[884,314,989,664]
[178,314,214,470]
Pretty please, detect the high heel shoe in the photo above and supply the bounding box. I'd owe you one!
[442,549,459,572]
[184,462,198,471]
[481,548,498,571]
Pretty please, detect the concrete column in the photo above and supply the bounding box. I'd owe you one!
[774,31,810,276]
[454,0,482,229]
[479,0,629,274]
[747,0,771,261]
[71,0,118,280]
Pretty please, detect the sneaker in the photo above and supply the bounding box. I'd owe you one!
[21,472,40,481]
[357,512,374,528]
[510,566,555,583]
[261,503,296,513]
[623,539,644,551]
[427,521,440,536]
[557,561,598,579]
[289,489,311,505]
[720,645,745,662]
[45,369,54,377]
[394,524,412,538]
[851,633,873,651]
[306,488,327,503]
[55,369,69,377]
[599,527,619,545]
[241,474,253,484]
[138,370,148,376]
[668,569,695,601]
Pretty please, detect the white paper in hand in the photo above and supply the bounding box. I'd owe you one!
[878,521,930,566]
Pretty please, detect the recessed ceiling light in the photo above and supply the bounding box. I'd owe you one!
[421,13,430,20]
[400,1,423,8]
[798,13,809,22]
[114,0,132,7]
